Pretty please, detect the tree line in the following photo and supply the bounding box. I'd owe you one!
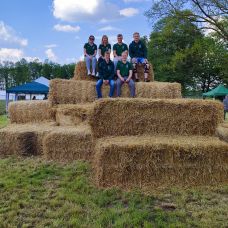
[0,59,75,89]
[0,0,227,95]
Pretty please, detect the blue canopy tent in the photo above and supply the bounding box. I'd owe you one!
[6,81,49,111]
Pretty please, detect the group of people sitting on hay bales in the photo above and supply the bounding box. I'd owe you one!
[83,32,150,98]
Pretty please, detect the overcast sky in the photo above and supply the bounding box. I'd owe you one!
[0,0,152,64]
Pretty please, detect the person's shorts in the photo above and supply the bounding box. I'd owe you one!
[132,58,146,64]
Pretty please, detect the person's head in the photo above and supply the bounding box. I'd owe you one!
[133,32,140,43]
[88,35,95,44]
[101,35,109,45]
[104,51,111,61]
[121,50,128,61]
[117,34,123,43]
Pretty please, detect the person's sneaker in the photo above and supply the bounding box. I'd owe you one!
[92,71,96,76]
[87,70,91,75]
[135,78,140,82]
[144,78,150,82]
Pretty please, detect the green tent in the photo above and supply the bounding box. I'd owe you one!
[203,84,228,97]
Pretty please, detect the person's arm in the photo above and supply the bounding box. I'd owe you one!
[126,70,133,82]
[84,44,89,57]
[129,43,133,59]
[109,62,115,80]
[98,49,102,57]
[113,44,117,58]
[84,48,88,57]
[99,65,104,79]
[93,45,97,57]
[126,63,133,82]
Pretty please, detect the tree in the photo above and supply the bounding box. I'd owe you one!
[145,0,228,42]
[148,15,203,91]
[148,14,227,93]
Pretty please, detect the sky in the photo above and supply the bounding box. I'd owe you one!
[0,0,152,64]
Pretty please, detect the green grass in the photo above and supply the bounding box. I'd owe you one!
[0,115,8,129]
[0,100,6,115]
[0,157,227,227]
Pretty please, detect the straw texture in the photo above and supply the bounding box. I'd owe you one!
[94,135,228,189]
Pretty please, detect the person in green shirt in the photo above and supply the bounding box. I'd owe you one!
[113,34,128,70]
[129,32,150,82]
[84,35,97,76]
[98,35,111,76]
[116,51,135,97]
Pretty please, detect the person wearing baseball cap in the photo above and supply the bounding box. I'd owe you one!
[84,35,97,76]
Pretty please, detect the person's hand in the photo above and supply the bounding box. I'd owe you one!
[103,80,109,85]
[126,77,130,83]
[120,77,125,82]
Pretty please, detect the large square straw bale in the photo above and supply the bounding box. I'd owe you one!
[94,135,228,189]
[43,124,93,161]
[90,98,223,138]
[55,103,94,126]
[8,100,55,124]
[0,123,57,156]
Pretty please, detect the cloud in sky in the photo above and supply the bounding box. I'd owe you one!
[53,24,80,32]
[119,8,139,17]
[0,48,23,62]
[98,26,121,32]
[0,21,28,46]
[52,0,138,22]
[45,48,57,62]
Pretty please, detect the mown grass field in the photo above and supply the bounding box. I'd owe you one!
[0,103,227,227]
[0,157,227,227]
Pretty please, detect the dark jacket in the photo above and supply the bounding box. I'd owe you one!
[99,59,115,80]
[129,40,147,59]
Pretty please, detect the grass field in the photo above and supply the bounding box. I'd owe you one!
[0,157,227,227]
[0,115,8,129]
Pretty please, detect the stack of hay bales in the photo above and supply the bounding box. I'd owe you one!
[1,59,228,189]
[73,61,155,82]
[49,79,181,105]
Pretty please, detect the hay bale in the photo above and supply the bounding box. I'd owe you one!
[94,135,228,188]
[73,61,155,82]
[0,123,57,156]
[73,61,97,81]
[8,100,55,124]
[49,79,181,105]
[49,79,96,105]
[56,103,94,126]
[89,98,223,138]
[133,63,154,82]
[216,125,228,143]
[43,124,93,162]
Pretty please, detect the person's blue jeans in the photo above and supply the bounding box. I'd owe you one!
[85,56,97,72]
[116,77,135,97]
[96,79,115,98]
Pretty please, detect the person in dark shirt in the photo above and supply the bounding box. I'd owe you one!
[223,95,228,120]
[129,32,150,82]
[98,35,111,76]
[84,35,97,76]
[96,51,115,99]
[116,51,135,97]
